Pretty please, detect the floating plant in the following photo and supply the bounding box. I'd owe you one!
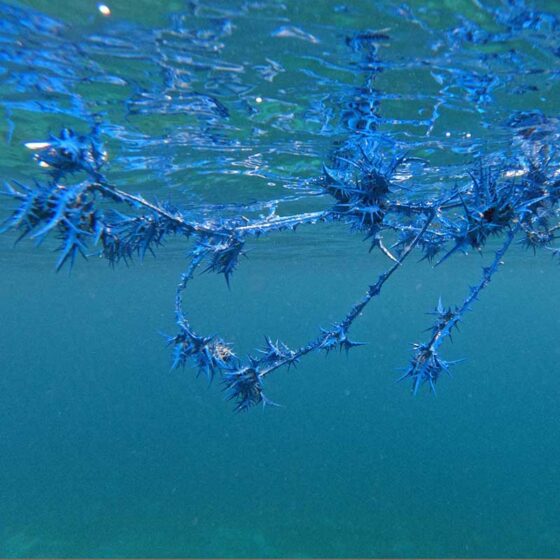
[1,0,559,411]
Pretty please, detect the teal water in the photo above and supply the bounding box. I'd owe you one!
[1,0,560,557]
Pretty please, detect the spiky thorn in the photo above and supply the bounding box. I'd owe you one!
[201,233,246,288]
[400,224,520,395]
[319,324,365,354]
[257,210,436,382]
[519,223,558,254]
[425,297,460,341]
[164,240,240,385]
[218,211,435,411]
[25,126,107,181]
[1,179,101,271]
[167,317,236,382]
[258,336,299,368]
[222,364,279,412]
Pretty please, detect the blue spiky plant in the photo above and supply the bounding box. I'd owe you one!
[2,1,560,411]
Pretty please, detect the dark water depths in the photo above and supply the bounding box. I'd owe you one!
[1,0,560,557]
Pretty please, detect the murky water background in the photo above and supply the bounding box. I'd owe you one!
[1,0,560,556]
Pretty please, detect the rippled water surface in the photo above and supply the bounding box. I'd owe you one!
[1,0,560,557]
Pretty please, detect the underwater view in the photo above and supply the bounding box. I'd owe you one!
[1,0,560,557]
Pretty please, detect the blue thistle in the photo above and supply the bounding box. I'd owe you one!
[222,365,271,412]
[2,17,560,414]
[25,127,107,180]
[1,180,99,270]
[168,321,236,382]
[398,344,458,395]
[201,234,245,286]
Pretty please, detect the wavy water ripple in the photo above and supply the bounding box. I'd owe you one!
[1,0,557,211]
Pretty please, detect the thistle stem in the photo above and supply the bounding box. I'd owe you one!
[260,209,436,378]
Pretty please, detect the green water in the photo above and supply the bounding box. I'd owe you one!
[2,233,560,556]
[1,0,560,557]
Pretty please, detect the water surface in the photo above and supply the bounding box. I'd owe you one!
[1,0,560,557]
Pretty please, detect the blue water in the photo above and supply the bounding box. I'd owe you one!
[1,0,560,557]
